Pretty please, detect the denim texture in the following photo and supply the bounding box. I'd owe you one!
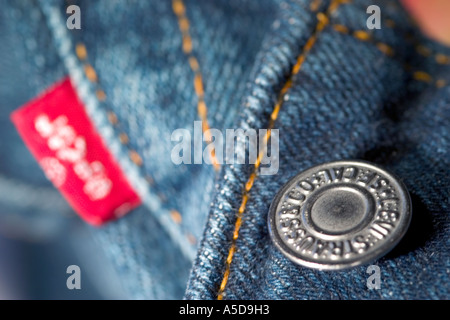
[0,0,449,299]
[186,0,450,299]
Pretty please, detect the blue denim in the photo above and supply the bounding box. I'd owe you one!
[0,0,449,299]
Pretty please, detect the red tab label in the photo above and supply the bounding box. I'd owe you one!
[11,77,141,226]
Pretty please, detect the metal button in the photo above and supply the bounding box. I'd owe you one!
[268,160,412,270]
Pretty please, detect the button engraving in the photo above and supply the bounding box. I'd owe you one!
[268,160,412,270]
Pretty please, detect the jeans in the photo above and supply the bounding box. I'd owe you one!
[0,0,448,299]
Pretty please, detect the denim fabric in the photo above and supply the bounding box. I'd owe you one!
[1,0,449,300]
[0,0,128,299]
[183,0,450,299]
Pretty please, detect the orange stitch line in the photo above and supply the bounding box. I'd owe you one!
[172,0,185,16]
[216,0,346,300]
[107,111,119,125]
[263,129,272,144]
[332,24,349,33]
[189,56,200,71]
[316,12,329,30]
[413,71,432,83]
[332,25,448,88]
[304,34,317,51]
[310,0,322,12]
[210,150,220,167]
[334,25,396,57]
[84,64,98,82]
[119,132,129,144]
[172,0,220,171]
[179,17,190,31]
[170,210,183,224]
[245,173,256,192]
[413,41,450,68]
[96,89,107,101]
[129,150,143,166]
[233,221,242,240]
[353,30,371,41]
[75,43,87,60]
[74,41,185,227]
[238,195,249,215]
[202,121,211,138]
[376,42,395,57]
[435,53,450,65]
[194,73,205,97]
[254,150,263,169]
[335,5,449,68]
[280,78,293,95]
[197,100,208,118]
[292,55,306,74]
[182,37,193,54]
[271,103,282,121]
[227,246,236,263]
[416,45,432,57]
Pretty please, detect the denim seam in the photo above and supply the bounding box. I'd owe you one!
[172,0,221,171]
[37,0,197,261]
[216,0,351,300]
[73,42,191,231]
[55,3,173,204]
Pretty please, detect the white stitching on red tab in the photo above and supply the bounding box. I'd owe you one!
[39,157,67,188]
[34,114,112,200]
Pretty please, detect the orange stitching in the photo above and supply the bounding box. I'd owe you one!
[216,0,348,300]
[332,25,396,57]
[75,43,88,61]
[417,46,450,65]
[74,41,185,219]
[435,53,450,65]
[119,132,129,144]
[309,0,322,12]
[416,45,432,57]
[353,30,371,41]
[353,5,450,66]
[84,64,98,82]
[172,0,221,171]
[331,26,447,88]
[413,71,432,83]
[106,111,119,125]
[96,89,107,101]
[170,210,183,224]
[375,42,394,57]
[129,150,143,167]
[332,24,349,33]
[412,71,446,89]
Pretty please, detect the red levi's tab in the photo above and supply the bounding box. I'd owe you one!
[10,77,141,226]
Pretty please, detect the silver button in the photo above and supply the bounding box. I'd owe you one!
[268,160,412,270]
